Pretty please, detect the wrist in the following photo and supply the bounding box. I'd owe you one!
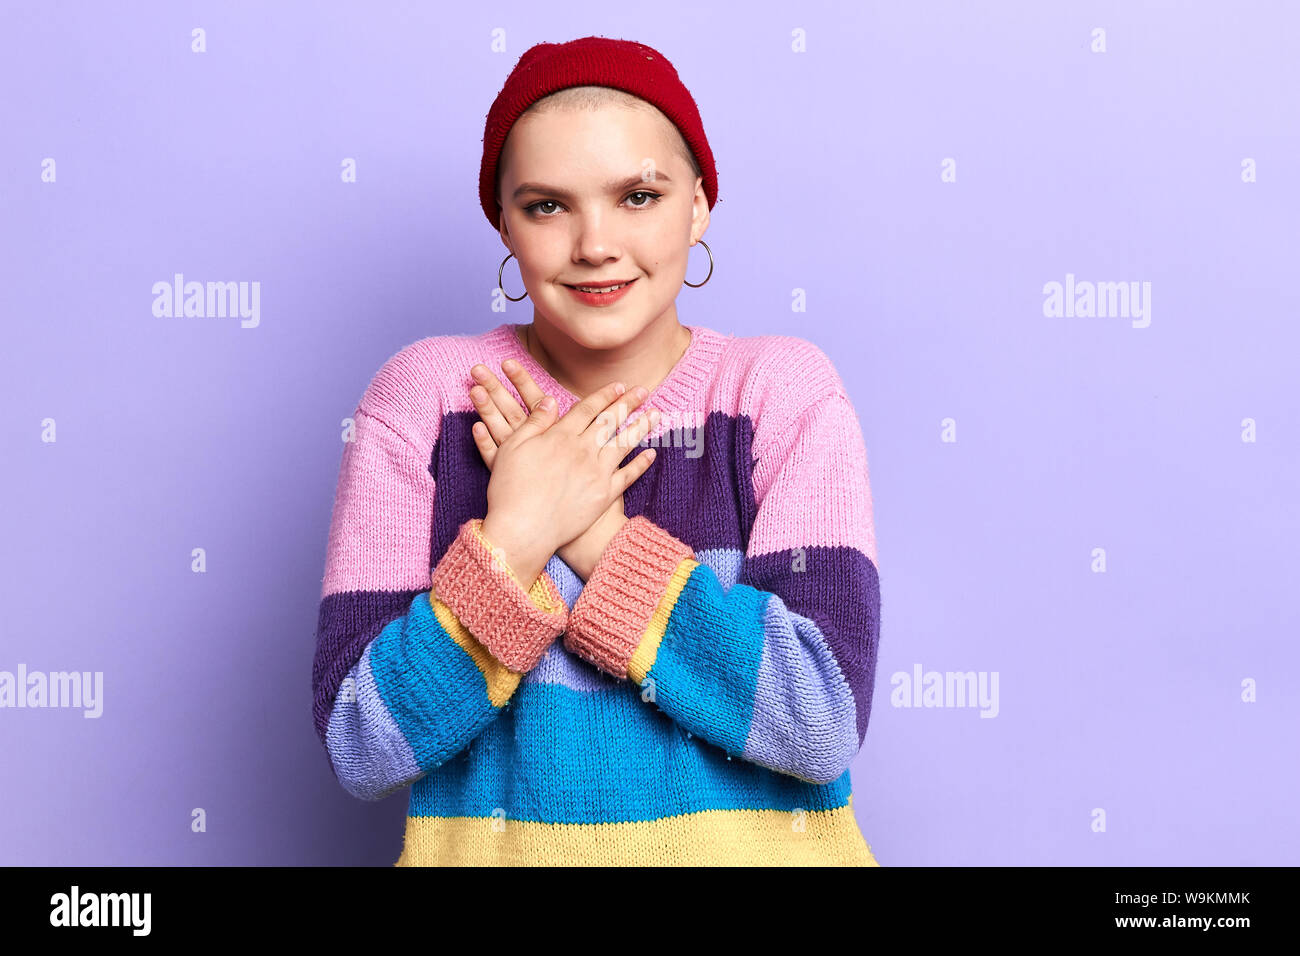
[556,538,581,574]
[480,513,552,589]
[564,511,629,582]
[558,541,594,583]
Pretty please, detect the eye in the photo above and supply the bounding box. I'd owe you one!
[524,191,663,218]
[524,199,562,217]
[626,190,663,209]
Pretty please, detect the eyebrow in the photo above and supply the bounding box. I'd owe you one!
[513,171,673,201]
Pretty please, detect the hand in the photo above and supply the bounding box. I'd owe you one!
[467,360,631,579]
[470,363,659,587]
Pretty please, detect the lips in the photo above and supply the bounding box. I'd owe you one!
[564,279,636,293]
[564,278,638,306]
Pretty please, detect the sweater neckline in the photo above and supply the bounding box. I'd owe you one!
[488,321,727,426]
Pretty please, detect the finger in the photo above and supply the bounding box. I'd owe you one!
[470,383,514,445]
[472,364,529,429]
[600,405,660,464]
[560,381,633,433]
[568,382,643,438]
[511,393,559,442]
[470,420,497,470]
[613,447,658,494]
[500,359,547,415]
[586,385,651,452]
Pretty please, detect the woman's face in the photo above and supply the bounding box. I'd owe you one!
[496,101,709,350]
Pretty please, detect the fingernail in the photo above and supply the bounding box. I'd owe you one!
[540,395,554,409]
[614,382,626,395]
[503,359,518,372]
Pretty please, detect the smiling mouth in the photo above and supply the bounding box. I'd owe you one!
[564,279,637,294]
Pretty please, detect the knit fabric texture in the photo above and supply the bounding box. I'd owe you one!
[312,321,883,866]
[431,517,569,672]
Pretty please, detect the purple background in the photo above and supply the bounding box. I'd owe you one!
[2,1,1296,866]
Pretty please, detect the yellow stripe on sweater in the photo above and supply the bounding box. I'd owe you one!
[394,796,881,867]
[429,593,521,708]
[627,558,698,685]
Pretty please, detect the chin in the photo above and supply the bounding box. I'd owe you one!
[551,312,649,351]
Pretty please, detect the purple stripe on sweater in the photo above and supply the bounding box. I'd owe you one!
[428,411,758,563]
[527,641,623,692]
[695,548,743,591]
[544,553,583,611]
[738,546,881,748]
[312,587,422,745]
[427,412,493,571]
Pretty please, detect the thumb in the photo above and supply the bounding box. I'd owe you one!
[512,393,558,442]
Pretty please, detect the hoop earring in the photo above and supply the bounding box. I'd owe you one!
[498,253,528,302]
[683,239,713,288]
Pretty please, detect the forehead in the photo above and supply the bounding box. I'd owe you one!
[501,102,683,178]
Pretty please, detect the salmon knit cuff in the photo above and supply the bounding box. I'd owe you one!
[431,518,568,673]
[563,515,696,679]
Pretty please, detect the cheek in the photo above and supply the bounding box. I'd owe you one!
[515,235,564,275]
[643,230,685,274]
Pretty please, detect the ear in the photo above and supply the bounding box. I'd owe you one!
[691,186,710,241]
[498,208,512,252]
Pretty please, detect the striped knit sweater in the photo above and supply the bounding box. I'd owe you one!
[312,321,883,866]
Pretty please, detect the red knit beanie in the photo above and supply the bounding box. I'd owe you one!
[479,36,718,231]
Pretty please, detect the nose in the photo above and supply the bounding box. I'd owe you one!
[573,208,621,265]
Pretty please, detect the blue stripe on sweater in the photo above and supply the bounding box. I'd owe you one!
[406,677,853,823]
[642,563,769,757]
[366,590,501,774]
[652,560,859,785]
[326,548,860,805]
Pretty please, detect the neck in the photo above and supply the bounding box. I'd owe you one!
[520,308,692,400]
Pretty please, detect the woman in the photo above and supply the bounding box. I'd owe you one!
[312,35,883,866]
